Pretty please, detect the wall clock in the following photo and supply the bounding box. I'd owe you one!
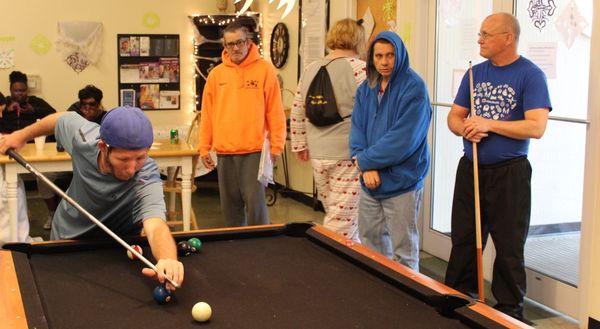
[270,23,289,68]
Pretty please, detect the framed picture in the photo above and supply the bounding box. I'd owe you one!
[120,89,136,107]
[139,84,160,110]
[117,34,181,110]
[159,90,180,109]
[119,37,130,57]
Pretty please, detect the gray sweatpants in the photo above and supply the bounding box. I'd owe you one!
[358,188,423,271]
[217,152,269,227]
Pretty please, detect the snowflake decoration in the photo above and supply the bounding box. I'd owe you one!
[382,0,396,23]
[65,52,90,73]
[29,34,51,55]
[142,12,160,29]
[0,48,14,69]
[235,0,296,20]
[528,0,557,32]
[554,0,589,48]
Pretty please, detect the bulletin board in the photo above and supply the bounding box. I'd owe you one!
[357,0,397,43]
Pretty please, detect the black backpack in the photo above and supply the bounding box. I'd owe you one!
[305,58,350,127]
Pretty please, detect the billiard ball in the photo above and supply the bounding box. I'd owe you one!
[153,285,172,304]
[127,245,143,260]
[177,241,192,257]
[188,238,202,252]
[191,302,212,322]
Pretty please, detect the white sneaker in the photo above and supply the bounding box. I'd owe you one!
[31,236,44,242]
[43,217,52,230]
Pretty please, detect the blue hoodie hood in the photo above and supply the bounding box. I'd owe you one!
[349,31,432,199]
[366,30,410,89]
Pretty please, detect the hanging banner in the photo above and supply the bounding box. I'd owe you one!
[56,21,103,73]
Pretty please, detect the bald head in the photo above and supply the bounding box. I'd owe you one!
[485,12,520,42]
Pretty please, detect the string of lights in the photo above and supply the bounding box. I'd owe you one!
[189,13,263,109]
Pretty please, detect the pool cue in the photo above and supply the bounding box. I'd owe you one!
[468,61,485,302]
[6,148,179,289]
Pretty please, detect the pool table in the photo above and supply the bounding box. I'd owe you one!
[0,223,528,328]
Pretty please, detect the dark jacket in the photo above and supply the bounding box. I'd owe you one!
[1,96,56,140]
[67,101,107,125]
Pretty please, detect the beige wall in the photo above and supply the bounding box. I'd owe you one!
[0,0,237,126]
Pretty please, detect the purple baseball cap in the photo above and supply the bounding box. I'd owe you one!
[99,106,153,150]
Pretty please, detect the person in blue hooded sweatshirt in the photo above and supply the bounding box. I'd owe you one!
[349,31,431,271]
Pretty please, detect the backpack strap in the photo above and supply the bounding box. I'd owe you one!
[323,57,352,121]
[323,57,347,67]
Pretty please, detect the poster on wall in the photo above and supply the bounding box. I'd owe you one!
[298,0,329,79]
[357,0,396,43]
[527,42,557,79]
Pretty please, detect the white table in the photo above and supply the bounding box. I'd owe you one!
[0,140,199,241]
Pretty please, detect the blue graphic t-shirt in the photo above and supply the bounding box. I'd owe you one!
[454,56,552,164]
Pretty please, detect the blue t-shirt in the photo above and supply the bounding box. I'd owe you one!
[50,113,166,240]
[454,56,552,164]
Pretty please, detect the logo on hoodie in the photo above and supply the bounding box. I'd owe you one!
[244,79,259,89]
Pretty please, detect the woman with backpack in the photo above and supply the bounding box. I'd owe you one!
[290,18,366,241]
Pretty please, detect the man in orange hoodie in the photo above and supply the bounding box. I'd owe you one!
[199,22,286,227]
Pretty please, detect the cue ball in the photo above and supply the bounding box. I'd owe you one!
[192,302,212,322]
[153,285,172,304]
[188,238,202,252]
[127,245,143,260]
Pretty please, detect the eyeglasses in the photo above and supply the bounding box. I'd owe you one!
[80,101,98,108]
[477,31,509,40]
[224,39,247,49]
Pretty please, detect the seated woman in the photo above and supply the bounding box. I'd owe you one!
[2,71,58,231]
[1,71,56,133]
[67,85,107,125]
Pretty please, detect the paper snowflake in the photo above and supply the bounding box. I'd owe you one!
[528,0,557,31]
[0,48,14,69]
[65,52,90,73]
[555,0,589,48]
[382,0,396,23]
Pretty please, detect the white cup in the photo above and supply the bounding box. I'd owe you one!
[34,135,46,152]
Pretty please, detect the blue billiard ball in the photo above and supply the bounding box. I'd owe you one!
[153,285,172,304]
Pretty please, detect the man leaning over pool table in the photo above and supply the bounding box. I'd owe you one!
[0,106,184,291]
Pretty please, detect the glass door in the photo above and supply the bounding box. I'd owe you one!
[515,0,593,317]
[422,0,594,318]
[422,0,494,261]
